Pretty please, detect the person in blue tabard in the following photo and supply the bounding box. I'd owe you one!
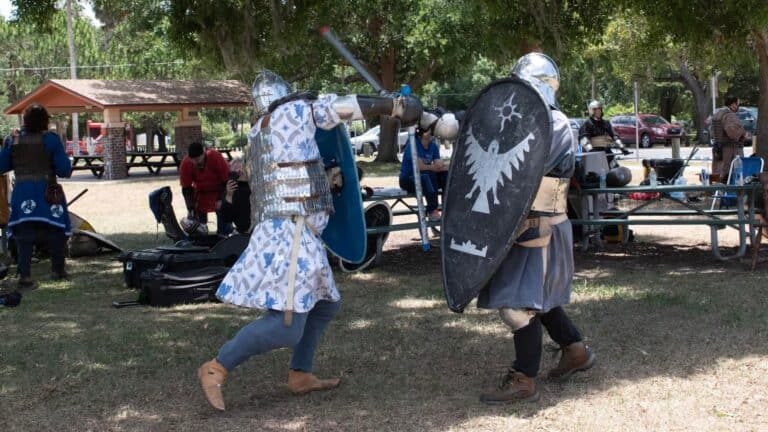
[0,104,72,290]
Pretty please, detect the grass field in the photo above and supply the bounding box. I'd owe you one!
[1,171,767,431]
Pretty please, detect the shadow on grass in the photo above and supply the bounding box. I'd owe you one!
[1,240,767,431]
[356,160,402,178]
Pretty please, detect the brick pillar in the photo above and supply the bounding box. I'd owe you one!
[104,124,127,179]
[175,109,203,157]
[174,123,203,157]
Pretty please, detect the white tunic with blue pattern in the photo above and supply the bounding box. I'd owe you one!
[216,95,342,313]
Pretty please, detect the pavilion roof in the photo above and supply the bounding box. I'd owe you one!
[4,79,252,115]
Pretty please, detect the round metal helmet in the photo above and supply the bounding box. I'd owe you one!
[588,100,603,116]
[510,53,560,106]
[252,70,292,116]
[433,113,459,141]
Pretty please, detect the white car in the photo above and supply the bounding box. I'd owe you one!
[349,125,410,155]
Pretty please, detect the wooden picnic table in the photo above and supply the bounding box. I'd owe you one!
[70,155,105,178]
[571,183,761,261]
[126,151,180,176]
[70,151,182,178]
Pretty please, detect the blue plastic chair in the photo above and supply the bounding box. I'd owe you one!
[712,156,764,209]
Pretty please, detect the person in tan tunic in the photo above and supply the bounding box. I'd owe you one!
[711,95,748,183]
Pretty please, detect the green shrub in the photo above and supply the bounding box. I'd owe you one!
[202,121,233,143]
[218,133,248,148]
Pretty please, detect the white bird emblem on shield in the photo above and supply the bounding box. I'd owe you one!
[463,125,534,214]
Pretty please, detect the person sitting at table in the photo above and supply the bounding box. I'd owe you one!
[219,158,251,234]
[179,141,232,237]
[399,126,448,221]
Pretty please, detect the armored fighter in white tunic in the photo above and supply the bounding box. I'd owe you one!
[197,70,425,411]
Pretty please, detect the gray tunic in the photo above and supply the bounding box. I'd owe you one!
[477,109,576,312]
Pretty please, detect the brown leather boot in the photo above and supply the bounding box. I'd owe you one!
[479,369,539,405]
[548,341,596,380]
[287,370,341,395]
[197,359,227,411]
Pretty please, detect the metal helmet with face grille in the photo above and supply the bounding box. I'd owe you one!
[510,53,560,107]
[588,100,603,117]
[251,70,292,116]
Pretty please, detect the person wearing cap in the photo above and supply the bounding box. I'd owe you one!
[179,141,232,236]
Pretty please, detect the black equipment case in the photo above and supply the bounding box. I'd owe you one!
[119,245,223,289]
[138,266,229,307]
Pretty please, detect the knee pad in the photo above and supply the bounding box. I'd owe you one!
[499,308,536,332]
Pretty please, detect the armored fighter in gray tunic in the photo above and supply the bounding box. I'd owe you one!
[477,53,596,405]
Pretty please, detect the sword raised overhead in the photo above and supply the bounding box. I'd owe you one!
[319,26,431,251]
[319,26,387,96]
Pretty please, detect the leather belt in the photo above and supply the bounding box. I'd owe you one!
[276,159,321,168]
[284,194,320,202]
[14,173,48,182]
[530,177,569,213]
[589,135,613,147]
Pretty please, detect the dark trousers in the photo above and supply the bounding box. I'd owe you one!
[512,306,583,378]
[399,171,447,213]
[195,208,233,237]
[13,222,67,278]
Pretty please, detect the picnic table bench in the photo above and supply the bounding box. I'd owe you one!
[363,187,441,235]
[211,147,236,161]
[570,183,761,261]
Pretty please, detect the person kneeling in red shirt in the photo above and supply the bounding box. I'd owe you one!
[179,141,232,237]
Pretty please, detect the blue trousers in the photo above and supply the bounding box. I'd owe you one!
[217,300,341,372]
[399,171,447,213]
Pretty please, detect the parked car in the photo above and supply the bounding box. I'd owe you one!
[569,117,586,133]
[349,125,409,156]
[65,139,104,156]
[702,106,757,145]
[610,114,687,148]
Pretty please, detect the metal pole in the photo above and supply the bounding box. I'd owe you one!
[408,126,430,251]
[65,0,79,155]
[711,72,719,114]
[634,82,640,160]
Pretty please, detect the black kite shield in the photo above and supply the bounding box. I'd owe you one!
[441,77,552,313]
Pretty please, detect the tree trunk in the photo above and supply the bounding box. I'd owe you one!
[380,47,396,92]
[143,119,156,152]
[374,115,401,163]
[754,30,768,160]
[372,48,399,163]
[677,60,711,144]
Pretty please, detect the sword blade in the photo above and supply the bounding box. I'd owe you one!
[319,26,386,95]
